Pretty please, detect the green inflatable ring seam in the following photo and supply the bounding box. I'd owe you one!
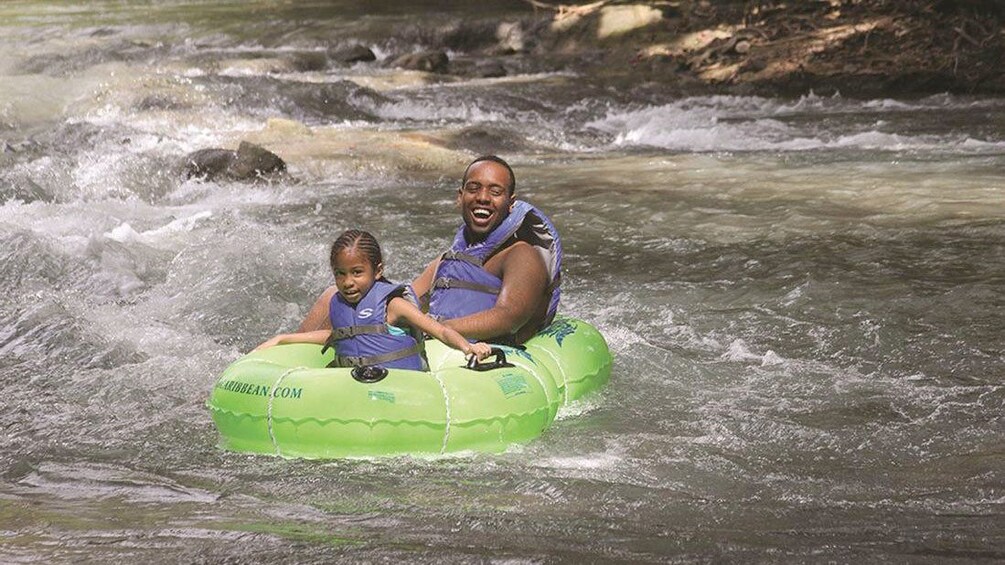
[210,405,548,427]
[265,408,547,427]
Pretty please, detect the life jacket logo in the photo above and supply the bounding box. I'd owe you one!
[357,308,374,319]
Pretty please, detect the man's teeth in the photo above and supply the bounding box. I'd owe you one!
[473,209,491,219]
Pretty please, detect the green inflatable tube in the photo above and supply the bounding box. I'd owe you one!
[207,317,612,458]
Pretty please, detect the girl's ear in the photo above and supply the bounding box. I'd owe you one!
[375,262,384,279]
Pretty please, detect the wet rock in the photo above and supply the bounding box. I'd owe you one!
[495,21,527,54]
[287,51,328,72]
[329,44,376,64]
[135,94,188,111]
[446,126,530,154]
[15,40,161,75]
[182,142,287,182]
[229,141,287,180]
[43,122,104,153]
[2,139,43,156]
[190,76,385,122]
[442,21,499,51]
[182,148,235,180]
[389,50,449,73]
[288,81,385,120]
[264,118,312,137]
[220,57,294,75]
[450,59,508,78]
[0,178,53,204]
[474,60,507,78]
[597,5,663,39]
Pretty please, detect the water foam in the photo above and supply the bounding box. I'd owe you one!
[104,210,213,244]
[586,94,1005,153]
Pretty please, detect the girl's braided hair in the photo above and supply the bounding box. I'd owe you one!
[329,229,383,272]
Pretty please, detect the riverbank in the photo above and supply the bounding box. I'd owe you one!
[415,0,1005,98]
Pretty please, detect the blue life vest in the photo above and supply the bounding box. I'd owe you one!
[428,200,562,340]
[325,280,426,370]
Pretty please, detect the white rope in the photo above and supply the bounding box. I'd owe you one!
[266,366,304,457]
[536,346,570,405]
[509,353,555,408]
[429,371,451,454]
[228,357,290,369]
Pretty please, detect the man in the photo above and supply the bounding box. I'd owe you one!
[298,155,561,345]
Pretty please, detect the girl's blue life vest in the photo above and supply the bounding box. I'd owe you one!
[324,280,426,370]
[427,200,562,341]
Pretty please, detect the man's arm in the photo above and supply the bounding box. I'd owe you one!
[297,285,338,332]
[410,257,440,311]
[441,242,549,341]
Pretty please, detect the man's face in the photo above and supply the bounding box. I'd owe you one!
[457,161,514,240]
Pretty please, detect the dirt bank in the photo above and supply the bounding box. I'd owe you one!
[432,0,1005,98]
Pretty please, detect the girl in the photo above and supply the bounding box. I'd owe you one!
[256,229,491,369]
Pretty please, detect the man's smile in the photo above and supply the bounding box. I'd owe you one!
[470,206,494,225]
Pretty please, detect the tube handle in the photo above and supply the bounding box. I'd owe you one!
[466,347,514,372]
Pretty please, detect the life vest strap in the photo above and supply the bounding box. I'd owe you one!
[326,342,425,368]
[433,277,500,295]
[441,250,484,266]
[546,272,561,294]
[328,324,389,341]
[321,325,388,356]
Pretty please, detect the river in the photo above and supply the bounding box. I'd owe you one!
[2,1,1003,562]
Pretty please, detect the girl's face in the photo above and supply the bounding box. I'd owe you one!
[333,247,382,304]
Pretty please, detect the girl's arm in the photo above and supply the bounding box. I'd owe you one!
[254,329,330,351]
[387,297,492,361]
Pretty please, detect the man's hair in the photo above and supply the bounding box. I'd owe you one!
[462,155,516,195]
[330,229,383,272]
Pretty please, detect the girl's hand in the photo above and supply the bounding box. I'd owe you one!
[465,342,492,362]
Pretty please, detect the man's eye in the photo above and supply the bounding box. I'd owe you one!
[464,183,480,192]
[489,187,505,197]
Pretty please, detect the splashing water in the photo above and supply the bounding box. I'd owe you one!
[1,1,1003,562]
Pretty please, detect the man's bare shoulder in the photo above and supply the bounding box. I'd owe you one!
[496,240,547,279]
